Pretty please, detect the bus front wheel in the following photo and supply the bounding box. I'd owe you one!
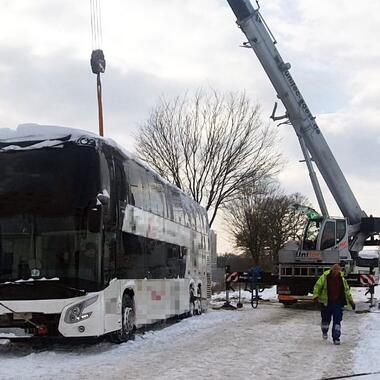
[110,293,135,343]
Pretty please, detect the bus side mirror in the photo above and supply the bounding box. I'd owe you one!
[97,193,110,206]
[97,192,110,214]
[88,207,102,233]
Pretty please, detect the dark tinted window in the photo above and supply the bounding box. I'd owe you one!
[119,232,146,278]
[128,161,149,210]
[100,152,111,195]
[115,161,128,228]
[115,161,127,202]
[0,146,99,215]
[321,221,336,250]
[118,232,185,279]
[336,220,346,243]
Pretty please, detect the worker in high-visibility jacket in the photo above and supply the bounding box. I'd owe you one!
[313,264,355,345]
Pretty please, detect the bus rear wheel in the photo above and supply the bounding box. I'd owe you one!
[110,293,135,343]
[188,286,202,316]
[195,285,202,315]
[188,289,196,317]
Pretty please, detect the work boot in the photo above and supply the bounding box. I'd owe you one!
[322,333,328,340]
[333,339,340,345]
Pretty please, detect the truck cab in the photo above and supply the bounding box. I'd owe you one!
[277,217,350,303]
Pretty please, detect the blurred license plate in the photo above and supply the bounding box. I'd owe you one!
[13,312,32,320]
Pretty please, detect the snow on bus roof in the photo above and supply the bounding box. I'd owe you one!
[0,123,97,141]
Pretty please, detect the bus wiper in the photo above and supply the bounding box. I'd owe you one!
[42,281,86,295]
[0,279,37,286]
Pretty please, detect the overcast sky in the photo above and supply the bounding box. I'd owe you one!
[1,0,380,253]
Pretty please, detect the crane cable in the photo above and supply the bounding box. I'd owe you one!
[90,0,106,137]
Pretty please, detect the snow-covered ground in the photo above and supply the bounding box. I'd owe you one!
[0,288,378,380]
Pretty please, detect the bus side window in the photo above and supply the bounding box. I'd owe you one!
[141,169,151,212]
[195,208,202,233]
[171,188,184,225]
[189,203,196,230]
[114,160,127,202]
[155,179,166,218]
[203,211,209,234]
[147,173,165,217]
[100,152,114,226]
[165,186,174,221]
[103,235,116,283]
[119,232,146,279]
[128,161,145,209]
[180,195,191,227]
[320,221,336,250]
[114,160,127,229]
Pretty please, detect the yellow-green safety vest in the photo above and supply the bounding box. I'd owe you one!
[313,269,353,307]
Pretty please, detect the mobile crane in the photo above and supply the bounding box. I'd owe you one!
[226,0,380,304]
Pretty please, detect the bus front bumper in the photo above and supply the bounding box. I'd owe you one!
[0,294,105,338]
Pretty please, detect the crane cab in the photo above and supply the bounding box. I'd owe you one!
[302,217,349,261]
[278,217,348,281]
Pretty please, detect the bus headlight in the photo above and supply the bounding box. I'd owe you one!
[64,295,98,324]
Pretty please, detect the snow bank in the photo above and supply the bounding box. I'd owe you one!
[211,286,278,304]
[354,286,380,377]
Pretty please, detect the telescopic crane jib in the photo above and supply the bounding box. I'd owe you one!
[226,0,380,249]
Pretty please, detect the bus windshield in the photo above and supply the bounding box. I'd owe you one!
[0,145,99,215]
[0,145,103,292]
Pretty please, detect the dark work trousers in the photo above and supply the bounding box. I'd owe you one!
[321,303,343,341]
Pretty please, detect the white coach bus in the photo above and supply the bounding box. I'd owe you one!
[0,124,211,341]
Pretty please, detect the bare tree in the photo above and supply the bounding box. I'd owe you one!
[226,183,309,270]
[135,89,281,226]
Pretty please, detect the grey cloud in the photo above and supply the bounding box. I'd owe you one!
[0,46,184,140]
